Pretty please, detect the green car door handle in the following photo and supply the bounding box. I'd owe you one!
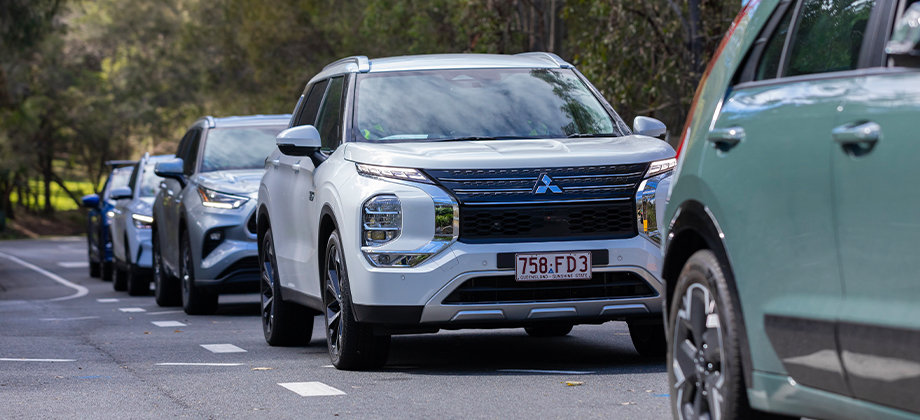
[707,127,745,152]
[832,121,880,157]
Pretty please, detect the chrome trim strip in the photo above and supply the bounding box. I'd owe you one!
[527,307,578,319]
[462,197,631,206]
[553,172,645,179]
[450,310,505,322]
[599,304,649,316]
[453,188,533,193]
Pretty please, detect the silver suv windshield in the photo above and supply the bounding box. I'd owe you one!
[354,68,623,142]
[201,126,286,172]
[138,163,165,198]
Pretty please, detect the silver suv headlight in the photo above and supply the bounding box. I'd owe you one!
[197,186,249,209]
[362,193,458,268]
[362,195,401,246]
[636,158,676,246]
[132,213,154,229]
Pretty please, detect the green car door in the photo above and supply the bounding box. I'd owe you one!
[831,20,920,413]
[701,0,876,394]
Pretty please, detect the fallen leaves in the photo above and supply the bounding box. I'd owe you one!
[563,381,584,386]
[251,367,275,371]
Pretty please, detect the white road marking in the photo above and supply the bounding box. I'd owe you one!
[96,298,119,303]
[146,310,185,315]
[151,321,186,327]
[0,358,75,362]
[497,369,595,375]
[0,251,88,302]
[156,363,243,366]
[200,344,246,353]
[40,316,99,321]
[279,382,346,397]
[57,262,89,268]
[119,307,146,313]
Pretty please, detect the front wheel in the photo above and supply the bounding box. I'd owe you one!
[323,229,390,370]
[112,260,127,291]
[628,320,667,358]
[89,261,101,278]
[180,230,218,315]
[261,227,314,346]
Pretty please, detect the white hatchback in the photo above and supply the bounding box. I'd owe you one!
[257,53,676,370]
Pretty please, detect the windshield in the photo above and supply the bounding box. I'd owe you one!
[201,126,286,172]
[108,167,132,191]
[138,163,165,198]
[354,68,623,142]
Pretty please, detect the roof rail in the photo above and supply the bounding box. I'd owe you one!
[515,52,572,68]
[323,55,371,73]
[105,160,138,167]
[203,116,216,128]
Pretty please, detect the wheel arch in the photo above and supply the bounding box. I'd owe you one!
[663,199,755,389]
[317,205,339,292]
[257,204,271,257]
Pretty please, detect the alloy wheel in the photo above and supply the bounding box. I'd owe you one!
[673,283,726,420]
[323,243,344,362]
[260,241,275,336]
[181,240,191,307]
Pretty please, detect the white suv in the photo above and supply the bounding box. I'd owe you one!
[257,53,676,370]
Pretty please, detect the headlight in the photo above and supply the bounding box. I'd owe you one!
[132,213,154,229]
[362,194,458,268]
[197,186,249,209]
[363,195,401,246]
[636,158,675,246]
[356,163,432,184]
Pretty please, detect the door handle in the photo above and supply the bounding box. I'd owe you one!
[707,127,745,152]
[832,121,880,157]
[292,160,301,173]
[271,159,280,168]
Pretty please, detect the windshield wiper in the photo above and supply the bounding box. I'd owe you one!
[436,136,499,142]
[566,133,614,138]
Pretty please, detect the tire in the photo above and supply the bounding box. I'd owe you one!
[89,261,101,278]
[524,323,573,337]
[126,264,150,296]
[153,233,181,307]
[261,228,314,346]
[180,230,218,315]
[101,261,113,282]
[628,320,667,358]
[668,250,793,420]
[112,260,128,291]
[323,229,390,370]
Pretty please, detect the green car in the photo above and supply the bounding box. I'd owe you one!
[662,0,920,419]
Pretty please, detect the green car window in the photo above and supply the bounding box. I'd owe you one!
[755,5,795,80]
[785,0,875,77]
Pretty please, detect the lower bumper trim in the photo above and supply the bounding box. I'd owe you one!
[353,304,424,324]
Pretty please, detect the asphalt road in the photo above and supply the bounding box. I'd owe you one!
[0,237,670,419]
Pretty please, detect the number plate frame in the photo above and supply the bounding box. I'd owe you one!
[514,252,592,282]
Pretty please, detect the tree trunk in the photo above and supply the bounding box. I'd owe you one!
[42,152,54,214]
[688,0,703,76]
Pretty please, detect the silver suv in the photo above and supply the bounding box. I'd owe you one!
[152,115,289,314]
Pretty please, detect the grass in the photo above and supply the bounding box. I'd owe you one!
[9,180,99,212]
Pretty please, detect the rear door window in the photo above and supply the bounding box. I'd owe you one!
[755,6,796,80]
[784,0,876,77]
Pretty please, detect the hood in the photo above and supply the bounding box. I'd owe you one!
[342,136,675,169]
[129,197,155,217]
[195,169,265,196]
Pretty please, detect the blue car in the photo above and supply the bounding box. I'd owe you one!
[82,161,136,281]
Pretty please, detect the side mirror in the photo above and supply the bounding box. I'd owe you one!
[277,125,322,155]
[81,194,100,208]
[155,158,186,187]
[633,116,667,139]
[109,186,133,201]
[886,3,920,67]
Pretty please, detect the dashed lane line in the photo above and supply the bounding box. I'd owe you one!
[200,344,246,353]
[57,262,89,268]
[40,316,100,321]
[146,310,184,315]
[156,363,243,366]
[119,307,146,313]
[0,251,88,302]
[0,358,75,362]
[279,382,346,397]
[151,321,186,327]
[96,298,119,303]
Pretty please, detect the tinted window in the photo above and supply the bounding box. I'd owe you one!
[785,0,875,77]
[756,6,795,80]
[297,80,328,127]
[106,167,133,199]
[138,163,165,198]
[176,130,192,160]
[315,76,345,151]
[200,126,286,172]
[184,130,201,175]
[127,163,140,191]
[354,68,618,143]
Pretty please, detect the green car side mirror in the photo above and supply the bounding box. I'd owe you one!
[886,3,920,67]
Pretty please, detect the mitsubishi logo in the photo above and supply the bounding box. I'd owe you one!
[533,173,563,194]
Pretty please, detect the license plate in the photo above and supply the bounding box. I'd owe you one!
[514,252,592,281]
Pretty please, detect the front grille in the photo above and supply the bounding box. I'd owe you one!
[427,164,645,243]
[442,272,655,304]
[460,202,635,243]
[425,164,648,205]
[216,256,259,279]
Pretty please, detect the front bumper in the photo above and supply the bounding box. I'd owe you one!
[191,202,260,293]
[348,235,663,328]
